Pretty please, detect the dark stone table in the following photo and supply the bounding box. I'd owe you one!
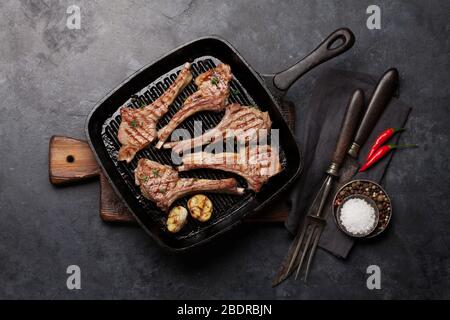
[0,0,448,299]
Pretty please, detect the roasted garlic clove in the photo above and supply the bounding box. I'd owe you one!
[167,206,188,233]
[188,194,213,222]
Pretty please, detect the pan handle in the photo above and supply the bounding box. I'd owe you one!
[272,28,355,92]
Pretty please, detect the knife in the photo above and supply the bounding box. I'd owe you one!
[273,89,365,286]
[339,68,399,182]
[272,68,399,287]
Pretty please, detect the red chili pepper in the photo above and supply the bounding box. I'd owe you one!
[359,144,418,172]
[366,128,405,161]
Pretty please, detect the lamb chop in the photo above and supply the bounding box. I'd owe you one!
[117,63,192,163]
[163,103,272,154]
[135,159,244,211]
[178,145,282,192]
[155,63,232,149]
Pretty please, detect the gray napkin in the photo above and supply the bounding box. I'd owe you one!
[286,68,411,259]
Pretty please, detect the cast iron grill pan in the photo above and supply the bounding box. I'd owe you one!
[101,57,287,242]
[86,31,354,250]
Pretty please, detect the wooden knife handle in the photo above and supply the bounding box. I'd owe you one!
[353,68,399,148]
[49,136,99,185]
[330,89,365,168]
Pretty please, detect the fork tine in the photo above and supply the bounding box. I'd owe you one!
[304,225,323,283]
[285,223,310,277]
[294,223,316,280]
[283,178,329,282]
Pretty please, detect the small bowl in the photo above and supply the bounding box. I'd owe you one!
[333,179,392,238]
[335,195,379,238]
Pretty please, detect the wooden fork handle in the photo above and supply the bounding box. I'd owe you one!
[330,89,365,168]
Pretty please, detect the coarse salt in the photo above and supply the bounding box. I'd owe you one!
[339,198,376,235]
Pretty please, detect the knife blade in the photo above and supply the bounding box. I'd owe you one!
[339,68,399,182]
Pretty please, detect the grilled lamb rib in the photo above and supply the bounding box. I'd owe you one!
[135,159,244,211]
[178,145,282,192]
[118,63,192,163]
[163,103,272,154]
[155,63,232,149]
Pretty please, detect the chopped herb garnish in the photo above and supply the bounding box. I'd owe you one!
[141,175,149,182]
[231,88,240,95]
[159,187,166,193]
[211,77,219,86]
[130,119,139,128]
[152,169,159,177]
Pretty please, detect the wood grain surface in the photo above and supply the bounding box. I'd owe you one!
[48,136,99,185]
[49,100,295,224]
[49,136,290,224]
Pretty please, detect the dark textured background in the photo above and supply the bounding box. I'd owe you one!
[0,0,449,299]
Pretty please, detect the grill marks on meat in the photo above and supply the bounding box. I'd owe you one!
[117,63,192,163]
[135,159,244,211]
[178,145,282,192]
[121,62,279,215]
[163,103,272,154]
[155,63,232,149]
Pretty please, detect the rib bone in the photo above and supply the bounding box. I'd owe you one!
[135,159,244,211]
[118,63,192,162]
[163,103,272,154]
[178,145,282,192]
[155,63,232,149]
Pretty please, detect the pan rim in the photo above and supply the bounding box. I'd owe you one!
[85,36,303,251]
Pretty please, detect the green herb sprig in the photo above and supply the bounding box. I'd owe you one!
[130,119,139,128]
[211,77,219,86]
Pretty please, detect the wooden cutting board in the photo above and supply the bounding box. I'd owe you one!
[48,102,296,224]
[48,135,290,224]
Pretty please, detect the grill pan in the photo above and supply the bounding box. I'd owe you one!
[85,28,355,251]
